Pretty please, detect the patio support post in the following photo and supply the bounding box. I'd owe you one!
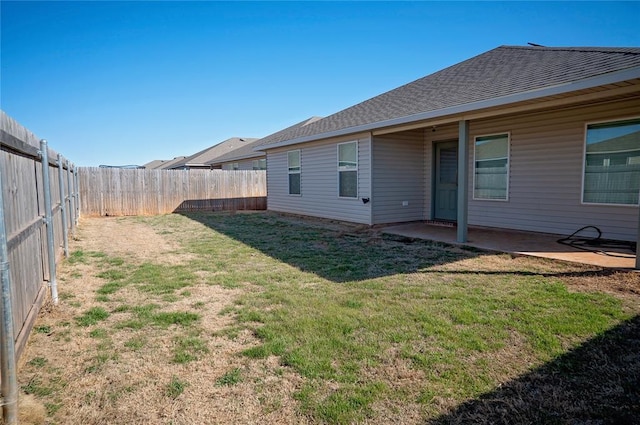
[457,120,469,243]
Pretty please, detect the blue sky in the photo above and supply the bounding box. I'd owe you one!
[2,1,639,166]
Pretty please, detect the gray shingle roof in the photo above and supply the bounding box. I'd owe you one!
[208,117,322,165]
[167,137,259,169]
[157,156,187,169]
[260,46,640,149]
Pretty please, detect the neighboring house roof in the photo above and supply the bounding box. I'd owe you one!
[208,117,322,166]
[167,137,259,169]
[143,159,168,169]
[260,46,640,149]
[587,130,640,154]
[157,156,187,169]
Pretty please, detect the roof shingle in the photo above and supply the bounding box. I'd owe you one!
[261,46,640,148]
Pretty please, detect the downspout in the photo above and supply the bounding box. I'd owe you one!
[40,140,59,305]
[57,155,69,258]
[457,120,469,243]
[0,152,19,424]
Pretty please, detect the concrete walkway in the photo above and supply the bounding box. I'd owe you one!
[381,223,637,269]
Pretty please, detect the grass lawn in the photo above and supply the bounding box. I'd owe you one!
[18,211,640,424]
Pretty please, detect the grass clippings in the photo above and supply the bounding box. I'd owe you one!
[18,212,640,424]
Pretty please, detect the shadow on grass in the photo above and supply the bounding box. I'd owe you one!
[430,314,640,425]
[178,211,490,283]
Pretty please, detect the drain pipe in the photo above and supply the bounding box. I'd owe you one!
[40,140,59,304]
[0,153,19,424]
[57,154,69,258]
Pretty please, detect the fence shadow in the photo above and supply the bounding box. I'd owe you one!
[429,314,640,425]
[178,211,494,282]
[173,196,266,213]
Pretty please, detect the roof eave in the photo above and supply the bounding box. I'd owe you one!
[259,66,640,150]
[208,151,266,165]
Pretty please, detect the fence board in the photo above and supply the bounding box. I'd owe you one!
[1,110,79,371]
[79,168,267,216]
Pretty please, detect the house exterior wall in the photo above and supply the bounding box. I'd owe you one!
[462,97,640,241]
[266,133,372,224]
[221,160,252,170]
[371,130,425,223]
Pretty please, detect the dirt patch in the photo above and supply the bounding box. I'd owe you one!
[18,216,307,425]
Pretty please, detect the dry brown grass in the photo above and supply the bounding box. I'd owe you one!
[16,213,640,424]
[18,217,309,425]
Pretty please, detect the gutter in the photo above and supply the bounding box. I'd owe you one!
[259,66,640,150]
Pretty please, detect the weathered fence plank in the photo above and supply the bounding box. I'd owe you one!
[1,110,79,421]
[79,168,267,216]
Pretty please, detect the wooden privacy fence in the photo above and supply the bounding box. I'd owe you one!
[78,168,267,216]
[1,111,79,421]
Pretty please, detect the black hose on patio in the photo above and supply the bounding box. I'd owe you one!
[557,225,636,257]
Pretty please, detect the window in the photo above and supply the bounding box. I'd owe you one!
[288,150,301,195]
[474,133,509,200]
[222,163,233,170]
[338,141,358,198]
[232,162,239,170]
[583,118,640,205]
[252,158,267,170]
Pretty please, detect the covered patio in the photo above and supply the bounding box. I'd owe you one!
[382,222,637,269]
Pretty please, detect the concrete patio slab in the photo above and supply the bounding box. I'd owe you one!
[381,223,636,269]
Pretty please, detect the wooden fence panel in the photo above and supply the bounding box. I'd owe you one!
[1,110,79,367]
[79,168,267,216]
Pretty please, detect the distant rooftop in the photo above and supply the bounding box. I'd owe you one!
[167,137,259,169]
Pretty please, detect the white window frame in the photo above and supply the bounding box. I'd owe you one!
[252,159,266,170]
[581,116,640,207]
[337,141,358,199]
[472,132,510,201]
[287,150,301,196]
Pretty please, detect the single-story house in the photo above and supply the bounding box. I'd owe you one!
[209,117,322,170]
[257,45,640,246]
[166,137,258,170]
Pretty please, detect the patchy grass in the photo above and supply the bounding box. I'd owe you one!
[75,307,110,327]
[19,212,640,425]
[216,368,243,386]
[166,376,189,399]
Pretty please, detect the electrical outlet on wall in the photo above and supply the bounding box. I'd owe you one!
[402,201,409,207]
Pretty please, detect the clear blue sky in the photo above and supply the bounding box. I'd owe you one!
[2,1,639,166]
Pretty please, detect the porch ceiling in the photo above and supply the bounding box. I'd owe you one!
[381,223,636,269]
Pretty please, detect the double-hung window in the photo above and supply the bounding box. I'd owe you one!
[253,158,266,170]
[288,150,301,195]
[473,133,509,200]
[338,141,358,198]
[583,118,640,205]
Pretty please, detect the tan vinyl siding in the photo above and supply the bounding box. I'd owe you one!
[372,130,425,223]
[266,134,371,224]
[467,97,640,241]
